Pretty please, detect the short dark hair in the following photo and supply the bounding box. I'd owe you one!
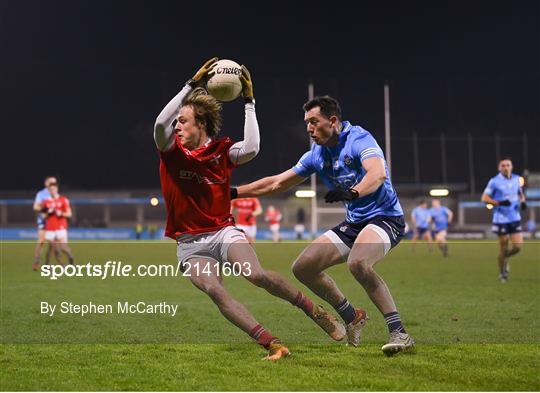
[499,156,512,163]
[303,95,342,120]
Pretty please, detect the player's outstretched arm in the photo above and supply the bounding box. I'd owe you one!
[481,192,503,206]
[236,169,306,197]
[154,57,218,151]
[229,65,260,165]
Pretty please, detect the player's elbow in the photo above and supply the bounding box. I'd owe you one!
[244,142,260,162]
[480,194,489,203]
[373,169,387,185]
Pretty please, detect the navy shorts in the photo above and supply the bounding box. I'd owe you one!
[433,226,448,234]
[492,221,522,235]
[415,227,429,236]
[329,215,406,250]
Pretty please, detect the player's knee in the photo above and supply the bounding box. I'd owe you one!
[292,258,312,281]
[347,257,372,278]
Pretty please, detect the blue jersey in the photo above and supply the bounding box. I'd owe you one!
[34,188,51,227]
[430,206,451,231]
[483,173,522,224]
[292,121,403,223]
[411,207,431,229]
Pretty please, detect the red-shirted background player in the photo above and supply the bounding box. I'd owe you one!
[42,182,75,265]
[265,205,282,242]
[231,197,262,243]
[153,58,346,361]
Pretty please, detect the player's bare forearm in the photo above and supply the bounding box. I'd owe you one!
[238,176,281,197]
[481,193,499,205]
[351,169,386,197]
[352,157,387,197]
[237,170,306,197]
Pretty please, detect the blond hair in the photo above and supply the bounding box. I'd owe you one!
[183,88,222,137]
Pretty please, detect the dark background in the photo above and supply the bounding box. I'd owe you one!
[1,1,538,190]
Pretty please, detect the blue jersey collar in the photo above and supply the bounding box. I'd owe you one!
[340,121,352,139]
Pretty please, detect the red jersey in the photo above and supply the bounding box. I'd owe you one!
[265,209,282,225]
[231,198,261,225]
[159,136,237,238]
[43,195,70,230]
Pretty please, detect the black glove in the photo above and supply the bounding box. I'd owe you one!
[498,200,511,206]
[230,188,238,200]
[40,206,49,213]
[324,189,359,203]
[521,201,527,211]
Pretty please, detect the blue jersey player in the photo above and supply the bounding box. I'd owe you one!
[233,96,413,356]
[32,176,56,271]
[481,158,526,283]
[411,200,433,251]
[429,199,453,257]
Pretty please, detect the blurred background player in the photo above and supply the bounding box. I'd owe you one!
[32,176,56,270]
[294,207,306,240]
[154,58,344,361]
[430,199,453,257]
[411,200,433,251]
[230,196,261,243]
[233,95,414,356]
[481,157,526,283]
[526,217,536,240]
[264,205,282,242]
[42,182,75,266]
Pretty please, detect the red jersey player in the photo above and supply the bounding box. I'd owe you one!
[265,205,283,242]
[42,182,74,265]
[231,197,262,243]
[154,58,345,360]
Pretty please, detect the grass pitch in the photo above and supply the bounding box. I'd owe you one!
[1,240,539,391]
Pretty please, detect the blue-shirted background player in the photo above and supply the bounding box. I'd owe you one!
[430,199,453,257]
[411,200,432,251]
[481,157,526,283]
[234,95,414,356]
[32,176,56,271]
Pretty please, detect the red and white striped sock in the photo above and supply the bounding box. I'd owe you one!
[249,324,278,349]
[293,291,314,315]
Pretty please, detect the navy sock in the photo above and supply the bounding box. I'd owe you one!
[384,311,406,333]
[334,298,356,324]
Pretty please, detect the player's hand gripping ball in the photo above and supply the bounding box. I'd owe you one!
[206,59,243,102]
[190,57,218,87]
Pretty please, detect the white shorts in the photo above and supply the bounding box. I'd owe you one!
[269,223,280,233]
[236,224,257,239]
[176,226,247,267]
[44,229,68,242]
[294,224,305,234]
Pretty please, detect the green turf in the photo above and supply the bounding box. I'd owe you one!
[1,240,539,390]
